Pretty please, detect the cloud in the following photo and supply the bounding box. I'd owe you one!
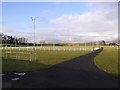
[49,3,118,42]
[3,2,118,43]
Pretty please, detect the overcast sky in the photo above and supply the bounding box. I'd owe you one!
[2,2,118,43]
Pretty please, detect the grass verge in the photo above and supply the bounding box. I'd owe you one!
[94,46,119,77]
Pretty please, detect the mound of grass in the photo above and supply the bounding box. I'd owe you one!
[94,46,119,77]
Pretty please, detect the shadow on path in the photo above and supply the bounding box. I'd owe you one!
[13,48,118,88]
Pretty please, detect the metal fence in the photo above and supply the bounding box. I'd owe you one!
[1,46,93,61]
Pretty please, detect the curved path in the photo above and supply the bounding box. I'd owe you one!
[13,48,118,88]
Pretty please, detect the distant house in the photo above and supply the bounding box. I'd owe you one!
[115,44,120,49]
[109,42,117,46]
[116,44,120,47]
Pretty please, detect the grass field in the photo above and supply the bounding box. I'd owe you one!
[2,46,119,76]
[94,46,119,77]
[2,46,91,74]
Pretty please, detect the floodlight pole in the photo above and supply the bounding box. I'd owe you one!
[32,18,35,47]
[31,16,38,61]
[6,36,7,59]
[85,42,86,51]
[53,41,55,49]
[15,37,16,47]
[96,41,98,48]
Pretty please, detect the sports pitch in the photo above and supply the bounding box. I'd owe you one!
[1,46,119,77]
[2,46,91,73]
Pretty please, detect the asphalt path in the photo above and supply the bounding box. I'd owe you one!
[12,48,118,88]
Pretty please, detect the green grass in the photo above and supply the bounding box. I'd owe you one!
[94,46,119,77]
[36,50,89,65]
[2,59,49,74]
[2,47,90,73]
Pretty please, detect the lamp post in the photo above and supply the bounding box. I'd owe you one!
[31,17,38,47]
[85,42,86,51]
[69,36,72,51]
[31,16,38,61]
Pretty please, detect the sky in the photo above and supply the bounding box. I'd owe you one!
[1,0,119,2]
[2,2,118,43]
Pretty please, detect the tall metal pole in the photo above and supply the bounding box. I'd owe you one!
[85,42,86,51]
[33,19,35,47]
[31,17,38,61]
[6,36,7,59]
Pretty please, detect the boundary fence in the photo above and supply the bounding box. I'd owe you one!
[1,46,94,61]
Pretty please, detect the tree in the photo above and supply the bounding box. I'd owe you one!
[102,40,106,45]
[7,36,12,44]
[0,33,4,44]
[1,33,28,46]
[18,37,27,44]
[99,40,106,45]
[3,34,8,44]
